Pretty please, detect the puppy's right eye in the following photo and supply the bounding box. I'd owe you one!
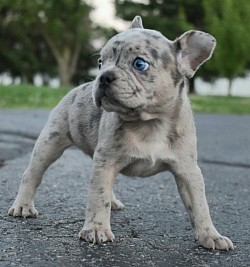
[133,58,149,72]
[98,59,103,69]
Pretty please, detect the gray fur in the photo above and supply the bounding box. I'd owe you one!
[8,16,233,251]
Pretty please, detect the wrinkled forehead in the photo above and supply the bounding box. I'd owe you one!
[101,29,174,61]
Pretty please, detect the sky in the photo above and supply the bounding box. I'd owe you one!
[90,0,128,31]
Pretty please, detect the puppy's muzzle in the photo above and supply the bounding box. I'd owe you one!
[95,71,116,107]
[100,71,116,88]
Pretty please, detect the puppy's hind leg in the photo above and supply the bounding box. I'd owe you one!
[8,115,72,218]
[111,190,125,210]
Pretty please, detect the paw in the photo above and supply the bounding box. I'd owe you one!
[111,198,125,210]
[197,233,234,251]
[8,199,38,218]
[79,223,115,244]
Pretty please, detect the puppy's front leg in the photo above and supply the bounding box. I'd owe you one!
[79,160,117,244]
[8,117,71,218]
[174,162,234,250]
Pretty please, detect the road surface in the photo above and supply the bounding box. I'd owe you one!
[0,110,249,266]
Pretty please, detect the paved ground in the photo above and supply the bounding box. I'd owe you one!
[0,110,250,267]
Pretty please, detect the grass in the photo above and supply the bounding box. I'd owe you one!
[0,84,70,108]
[190,95,250,114]
[0,84,250,114]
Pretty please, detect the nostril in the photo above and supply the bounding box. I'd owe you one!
[100,71,116,85]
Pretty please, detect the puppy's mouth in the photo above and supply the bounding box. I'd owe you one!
[94,70,144,119]
[100,94,136,113]
[95,87,143,121]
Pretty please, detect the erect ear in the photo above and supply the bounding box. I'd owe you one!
[175,30,216,78]
[130,15,144,29]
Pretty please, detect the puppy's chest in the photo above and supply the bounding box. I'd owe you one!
[128,136,167,160]
[122,129,175,177]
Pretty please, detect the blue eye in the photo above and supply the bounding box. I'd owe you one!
[133,58,149,72]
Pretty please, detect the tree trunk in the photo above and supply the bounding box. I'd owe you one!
[228,78,233,96]
[188,77,195,94]
[42,74,50,86]
[58,62,71,87]
[22,74,33,84]
[41,29,82,87]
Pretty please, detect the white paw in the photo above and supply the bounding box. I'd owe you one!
[111,198,125,210]
[8,199,38,218]
[197,232,234,250]
[79,223,115,244]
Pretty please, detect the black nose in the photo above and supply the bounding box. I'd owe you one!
[99,71,116,88]
[95,71,116,107]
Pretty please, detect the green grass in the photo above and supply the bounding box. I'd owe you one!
[0,84,250,114]
[0,84,70,108]
[190,95,250,114]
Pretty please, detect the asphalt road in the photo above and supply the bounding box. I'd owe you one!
[0,110,250,267]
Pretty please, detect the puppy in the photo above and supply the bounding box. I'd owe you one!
[8,16,233,250]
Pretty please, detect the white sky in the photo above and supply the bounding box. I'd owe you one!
[90,0,129,31]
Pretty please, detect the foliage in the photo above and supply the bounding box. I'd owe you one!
[0,4,54,82]
[115,0,198,39]
[202,0,250,95]
[0,0,96,86]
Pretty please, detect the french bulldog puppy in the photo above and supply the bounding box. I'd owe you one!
[9,16,233,250]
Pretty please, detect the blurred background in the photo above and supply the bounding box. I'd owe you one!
[0,0,250,112]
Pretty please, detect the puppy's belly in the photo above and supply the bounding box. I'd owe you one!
[121,159,168,177]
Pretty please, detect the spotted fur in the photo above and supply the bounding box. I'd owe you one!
[8,16,233,251]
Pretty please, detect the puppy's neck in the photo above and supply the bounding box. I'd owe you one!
[129,88,193,145]
[139,111,159,121]
[140,81,187,123]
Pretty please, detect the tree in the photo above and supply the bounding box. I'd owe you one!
[202,0,250,96]
[0,6,54,83]
[0,0,95,86]
[115,0,197,39]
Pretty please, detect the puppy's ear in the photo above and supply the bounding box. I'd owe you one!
[175,30,216,78]
[130,16,144,29]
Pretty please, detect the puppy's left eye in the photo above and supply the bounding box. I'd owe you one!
[98,58,103,70]
[133,58,149,72]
